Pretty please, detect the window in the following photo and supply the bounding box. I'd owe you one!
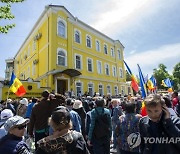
[87,58,93,72]
[76,82,82,97]
[33,40,36,51]
[98,84,103,96]
[32,62,35,76]
[86,35,91,48]
[107,85,111,94]
[114,86,118,95]
[97,60,102,74]
[111,48,114,57]
[118,50,121,60]
[121,86,125,95]
[57,49,67,66]
[120,68,123,78]
[57,18,67,38]
[105,63,110,75]
[27,66,30,78]
[88,83,94,96]
[104,44,108,54]
[75,30,80,43]
[128,87,131,94]
[75,55,82,69]
[96,40,100,51]
[27,45,30,57]
[112,66,117,77]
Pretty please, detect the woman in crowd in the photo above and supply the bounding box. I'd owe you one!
[36,106,89,154]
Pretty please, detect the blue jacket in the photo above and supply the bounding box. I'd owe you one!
[0,134,30,154]
[70,110,82,132]
[25,102,35,118]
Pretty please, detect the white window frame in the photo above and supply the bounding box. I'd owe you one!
[57,48,67,66]
[57,17,67,38]
[107,85,111,94]
[98,84,104,96]
[88,82,94,97]
[119,67,123,78]
[97,60,102,74]
[96,39,101,51]
[32,62,35,76]
[87,58,93,72]
[111,47,114,57]
[112,65,117,77]
[105,63,110,75]
[74,29,81,43]
[76,81,83,97]
[75,54,82,70]
[117,49,121,60]
[104,43,108,54]
[86,34,92,48]
[114,86,118,95]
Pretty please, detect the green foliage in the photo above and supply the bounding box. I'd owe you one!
[172,62,180,90]
[153,64,171,89]
[0,0,25,33]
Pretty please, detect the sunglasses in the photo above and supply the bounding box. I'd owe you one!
[16,124,27,130]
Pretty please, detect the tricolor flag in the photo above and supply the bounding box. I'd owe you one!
[161,78,173,92]
[9,72,26,97]
[123,60,139,92]
[147,75,157,90]
[137,64,147,98]
[137,64,147,117]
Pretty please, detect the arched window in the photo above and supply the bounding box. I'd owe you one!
[75,31,80,43]
[104,44,108,54]
[58,20,66,37]
[57,49,66,66]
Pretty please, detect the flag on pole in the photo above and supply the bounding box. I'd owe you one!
[161,78,173,92]
[137,64,147,98]
[123,60,139,92]
[9,72,26,97]
[147,75,157,90]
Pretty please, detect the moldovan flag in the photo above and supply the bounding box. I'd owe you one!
[123,60,139,92]
[141,101,147,116]
[9,72,26,97]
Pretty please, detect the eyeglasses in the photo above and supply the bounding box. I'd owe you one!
[16,124,27,130]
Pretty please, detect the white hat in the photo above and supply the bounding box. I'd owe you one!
[1,109,14,120]
[20,98,28,106]
[7,99,12,103]
[4,115,29,131]
[73,100,83,109]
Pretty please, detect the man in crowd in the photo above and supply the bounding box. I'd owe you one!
[139,94,180,154]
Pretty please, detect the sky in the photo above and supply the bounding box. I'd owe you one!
[0,0,180,79]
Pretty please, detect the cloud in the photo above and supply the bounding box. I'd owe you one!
[129,50,136,55]
[125,43,180,75]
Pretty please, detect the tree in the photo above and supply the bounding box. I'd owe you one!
[125,70,131,81]
[172,62,180,90]
[0,0,24,33]
[153,64,171,89]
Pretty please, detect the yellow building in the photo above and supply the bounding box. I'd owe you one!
[11,5,131,97]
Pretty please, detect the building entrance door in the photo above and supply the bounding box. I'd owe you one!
[57,80,67,95]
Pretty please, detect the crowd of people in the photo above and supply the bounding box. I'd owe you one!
[0,90,179,154]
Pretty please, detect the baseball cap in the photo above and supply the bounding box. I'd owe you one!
[20,98,28,106]
[0,109,14,120]
[4,115,29,132]
[73,100,83,109]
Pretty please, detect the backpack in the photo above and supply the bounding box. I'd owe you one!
[93,108,110,139]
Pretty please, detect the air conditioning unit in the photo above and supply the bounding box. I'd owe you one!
[33,59,39,64]
[34,33,42,41]
[24,55,27,60]
[20,73,24,77]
